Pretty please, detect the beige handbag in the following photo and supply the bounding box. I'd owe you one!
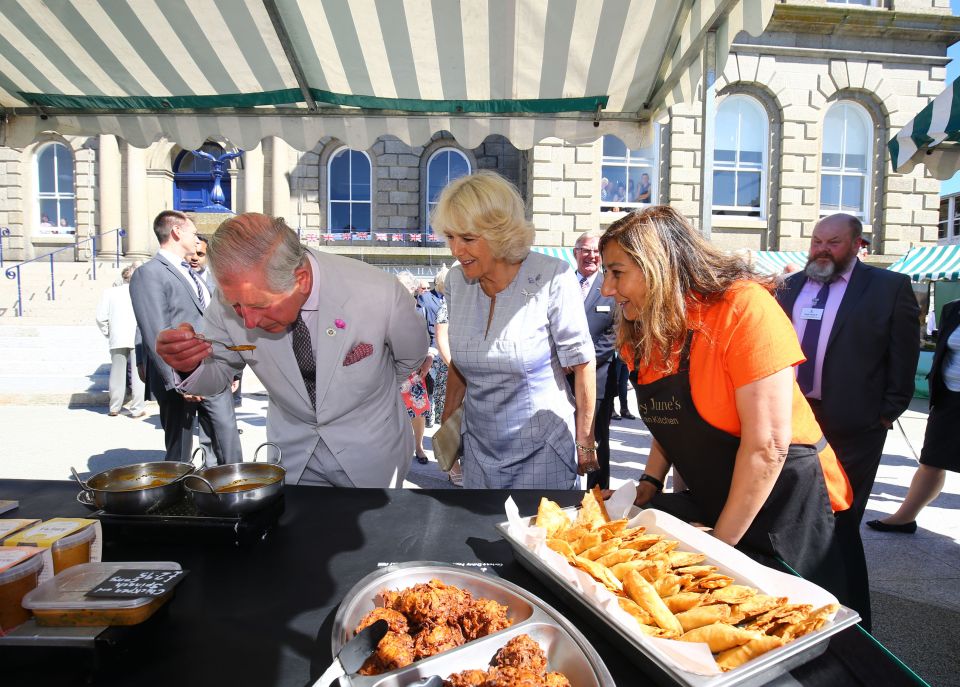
[431,406,463,472]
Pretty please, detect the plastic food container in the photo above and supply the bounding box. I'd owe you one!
[22,561,181,627]
[50,524,95,574]
[0,553,44,632]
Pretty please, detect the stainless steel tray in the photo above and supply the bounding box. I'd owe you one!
[495,515,861,687]
[333,562,615,687]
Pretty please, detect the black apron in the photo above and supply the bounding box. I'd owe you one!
[632,331,847,601]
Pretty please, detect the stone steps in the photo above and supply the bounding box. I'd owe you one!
[1,260,127,323]
[0,324,112,405]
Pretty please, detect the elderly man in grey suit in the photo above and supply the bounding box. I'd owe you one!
[130,211,242,465]
[573,231,618,489]
[155,213,429,487]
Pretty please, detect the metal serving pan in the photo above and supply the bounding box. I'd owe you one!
[333,562,614,687]
[495,513,861,687]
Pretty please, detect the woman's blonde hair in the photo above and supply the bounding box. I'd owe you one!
[599,206,775,374]
[431,171,534,263]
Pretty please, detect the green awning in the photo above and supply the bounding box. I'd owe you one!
[749,250,809,276]
[531,246,575,268]
[887,244,960,282]
[889,75,960,180]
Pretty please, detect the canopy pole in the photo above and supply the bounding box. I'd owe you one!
[699,31,717,239]
[262,0,317,112]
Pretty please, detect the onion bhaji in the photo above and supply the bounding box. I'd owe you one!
[492,634,548,673]
[355,607,409,635]
[384,578,476,626]
[462,598,513,640]
[352,579,513,676]
[356,630,415,676]
[413,621,466,659]
[443,634,572,687]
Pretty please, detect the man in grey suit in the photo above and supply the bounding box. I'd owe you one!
[154,213,429,487]
[130,211,242,465]
[776,213,920,523]
[573,231,618,489]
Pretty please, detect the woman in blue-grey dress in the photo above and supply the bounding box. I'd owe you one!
[433,171,597,489]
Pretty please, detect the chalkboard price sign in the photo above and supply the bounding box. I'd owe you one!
[86,569,188,598]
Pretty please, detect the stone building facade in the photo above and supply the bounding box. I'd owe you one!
[0,0,958,265]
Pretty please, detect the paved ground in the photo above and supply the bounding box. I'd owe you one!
[1,372,957,686]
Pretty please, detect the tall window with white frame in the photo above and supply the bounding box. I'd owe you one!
[600,134,657,212]
[327,147,372,233]
[820,101,873,221]
[36,142,76,235]
[426,148,471,232]
[713,95,766,218]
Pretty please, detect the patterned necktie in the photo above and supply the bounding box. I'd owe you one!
[181,261,206,307]
[579,274,590,299]
[291,312,316,408]
[797,282,831,395]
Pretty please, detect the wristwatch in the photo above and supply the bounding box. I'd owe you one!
[638,473,664,492]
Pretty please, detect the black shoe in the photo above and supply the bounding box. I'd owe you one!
[611,412,621,421]
[416,455,429,465]
[620,410,636,420]
[866,519,917,534]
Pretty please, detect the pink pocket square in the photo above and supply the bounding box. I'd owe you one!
[343,342,374,366]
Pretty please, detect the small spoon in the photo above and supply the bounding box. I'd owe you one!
[195,334,256,352]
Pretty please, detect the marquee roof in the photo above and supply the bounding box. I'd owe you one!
[0,0,774,150]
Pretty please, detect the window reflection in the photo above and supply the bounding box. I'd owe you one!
[713,95,765,216]
[327,148,372,233]
[36,142,76,235]
[426,149,471,229]
[600,133,657,212]
[820,102,872,220]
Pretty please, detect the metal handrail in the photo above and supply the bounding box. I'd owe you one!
[4,228,127,317]
[0,227,10,267]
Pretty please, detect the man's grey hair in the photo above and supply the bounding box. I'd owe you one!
[575,230,603,249]
[121,265,134,282]
[208,213,307,293]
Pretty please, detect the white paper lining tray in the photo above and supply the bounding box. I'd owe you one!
[496,504,861,687]
[333,562,615,687]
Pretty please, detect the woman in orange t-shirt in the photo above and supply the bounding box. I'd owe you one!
[599,207,859,610]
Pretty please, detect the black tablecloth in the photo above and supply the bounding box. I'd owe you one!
[0,480,923,687]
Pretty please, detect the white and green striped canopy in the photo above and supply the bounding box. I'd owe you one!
[749,250,808,275]
[531,245,575,267]
[887,244,960,282]
[0,0,774,150]
[889,76,960,180]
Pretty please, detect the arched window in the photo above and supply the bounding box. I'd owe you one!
[36,142,75,235]
[713,95,766,217]
[426,148,471,226]
[173,142,233,212]
[327,147,372,233]
[600,135,657,212]
[820,101,873,220]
